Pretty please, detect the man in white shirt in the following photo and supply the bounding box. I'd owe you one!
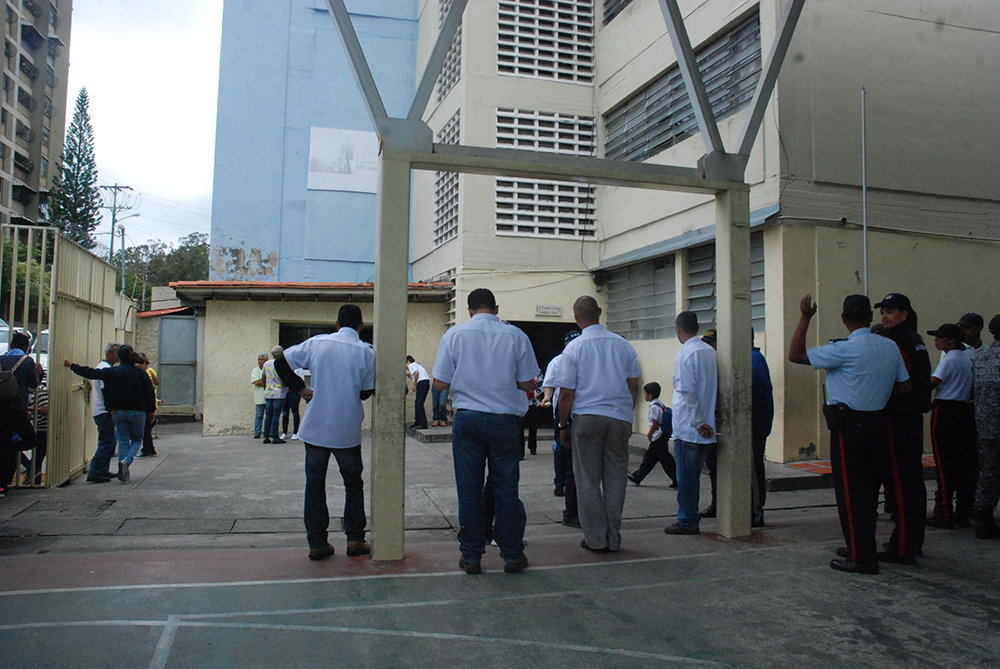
[433,288,538,575]
[664,311,718,536]
[276,304,375,561]
[555,296,641,553]
[86,343,120,483]
[406,355,430,429]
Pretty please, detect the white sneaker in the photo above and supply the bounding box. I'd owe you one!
[291,433,299,441]
[280,433,287,440]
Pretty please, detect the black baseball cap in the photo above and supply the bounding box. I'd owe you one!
[958,312,984,328]
[927,323,966,347]
[564,330,581,343]
[990,314,1000,335]
[873,293,911,311]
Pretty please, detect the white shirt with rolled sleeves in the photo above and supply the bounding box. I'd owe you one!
[671,337,717,444]
[806,328,908,411]
[432,313,538,416]
[550,324,641,423]
[281,328,375,449]
[91,360,111,417]
[932,348,973,401]
[542,354,563,409]
[407,361,428,383]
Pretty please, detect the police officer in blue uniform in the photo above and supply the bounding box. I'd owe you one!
[789,294,910,574]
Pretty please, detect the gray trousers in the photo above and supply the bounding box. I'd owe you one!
[975,438,1000,512]
[571,414,632,551]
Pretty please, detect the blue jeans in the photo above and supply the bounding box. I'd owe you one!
[675,438,711,528]
[451,410,526,563]
[114,410,147,465]
[304,443,366,548]
[264,398,284,438]
[88,412,118,477]
[254,403,265,436]
[431,385,449,423]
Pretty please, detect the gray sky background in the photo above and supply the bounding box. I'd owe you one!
[66,0,223,253]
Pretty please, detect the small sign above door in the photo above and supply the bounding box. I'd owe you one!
[535,304,562,317]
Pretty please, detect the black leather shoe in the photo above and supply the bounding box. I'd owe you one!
[876,550,916,565]
[699,504,716,518]
[580,539,611,553]
[553,485,564,497]
[86,474,111,484]
[504,555,529,574]
[836,546,851,559]
[561,516,581,528]
[627,473,641,486]
[664,523,700,535]
[272,438,286,444]
[459,558,482,575]
[830,559,879,574]
[926,515,954,529]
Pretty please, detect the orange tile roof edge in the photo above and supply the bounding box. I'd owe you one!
[137,306,194,318]
[169,281,451,289]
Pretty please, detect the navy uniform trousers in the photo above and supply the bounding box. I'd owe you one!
[881,412,927,558]
[829,408,886,566]
[930,400,979,523]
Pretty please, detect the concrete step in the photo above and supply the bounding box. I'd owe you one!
[407,425,452,443]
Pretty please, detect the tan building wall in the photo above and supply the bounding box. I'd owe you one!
[202,300,449,436]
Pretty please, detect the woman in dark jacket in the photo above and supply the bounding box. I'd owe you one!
[65,344,156,483]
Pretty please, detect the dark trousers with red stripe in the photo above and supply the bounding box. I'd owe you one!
[931,400,979,522]
[829,408,885,565]
[881,412,926,558]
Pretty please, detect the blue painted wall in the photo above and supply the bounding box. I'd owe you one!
[210,0,418,282]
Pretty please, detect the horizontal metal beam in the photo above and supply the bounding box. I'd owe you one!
[408,0,468,120]
[737,0,806,157]
[408,144,742,194]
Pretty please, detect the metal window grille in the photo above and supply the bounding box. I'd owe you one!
[495,108,596,238]
[433,111,461,247]
[436,0,462,103]
[605,12,762,162]
[686,243,716,331]
[602,0,634,24]
[497,0,594,84]
[750,231,765,332]
[606,255,677,341]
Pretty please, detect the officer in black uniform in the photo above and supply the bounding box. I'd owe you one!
[875,293,931,563]
[789,293,910,574]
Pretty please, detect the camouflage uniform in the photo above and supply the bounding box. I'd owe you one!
[973,341,1000,516]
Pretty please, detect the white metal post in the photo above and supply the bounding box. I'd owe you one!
[370,151,411,560]
[714,188,753,538]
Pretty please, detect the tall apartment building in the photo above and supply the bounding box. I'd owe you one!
[1,0,72,226]
[410,0,1000,461]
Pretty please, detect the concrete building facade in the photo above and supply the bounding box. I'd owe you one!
[407,0,1000,462]
[1,0,72,226]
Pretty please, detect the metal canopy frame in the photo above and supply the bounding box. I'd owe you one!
[322,0,805,560]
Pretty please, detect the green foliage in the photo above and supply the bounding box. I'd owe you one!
[0,237,53,325]
[48,88,101,249]
[114,232,209,309]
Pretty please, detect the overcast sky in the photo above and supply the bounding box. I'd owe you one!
[65,0,223,252]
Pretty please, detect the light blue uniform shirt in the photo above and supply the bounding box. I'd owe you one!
[807,328,908,411]
[550,323,641,423]
[432,313,539,416]
[282,328,375,449]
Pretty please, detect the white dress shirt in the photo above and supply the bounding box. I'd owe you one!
[282,328,375,449]
[432,313,538,416]
[550,323,641,423]
[671,337,717,444]
[407,361,428,383]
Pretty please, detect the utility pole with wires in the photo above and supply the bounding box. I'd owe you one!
[100,184,135,261]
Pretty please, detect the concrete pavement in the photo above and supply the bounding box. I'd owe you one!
[0,423,997,668]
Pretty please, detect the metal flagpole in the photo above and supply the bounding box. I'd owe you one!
[861,87,868,296]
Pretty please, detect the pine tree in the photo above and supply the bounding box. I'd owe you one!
[48,88,101,249]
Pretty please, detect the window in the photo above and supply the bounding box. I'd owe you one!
[39,155,46,177]
[436,0,462,103]
[41,124,48,146]
[495,108,596,238]
[498,0,594,84]
[433,110,460,247]
[606,255,677,341]
[602,0,634,24]
[686,244,716,331]
[605,12,762,162]
[279,323,373,351]
[682,231,765,334]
